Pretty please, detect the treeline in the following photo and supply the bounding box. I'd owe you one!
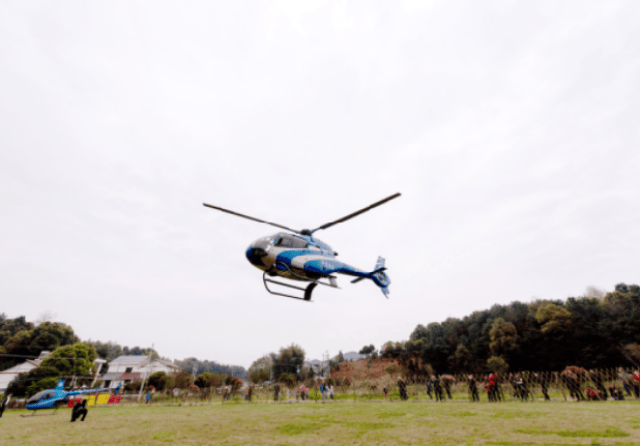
[174,357,247,380]
[0,314,160,371]
[248,344,308,384]
[379,283,640,378]
[90,341,160,362]
[0,316,79,370]
[0,313,247,387]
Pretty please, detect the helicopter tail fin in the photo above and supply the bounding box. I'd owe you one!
[352,256,391,297]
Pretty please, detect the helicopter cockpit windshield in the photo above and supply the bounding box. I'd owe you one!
[27,390,54,404]
[274,234,308,249]
[250,235,274,252]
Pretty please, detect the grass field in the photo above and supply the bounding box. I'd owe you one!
[2,400,640,446]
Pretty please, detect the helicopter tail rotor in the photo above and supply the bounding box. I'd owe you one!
[350,256,391,298]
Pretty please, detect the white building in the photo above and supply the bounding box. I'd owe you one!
[101,355,182,388]
[0,351,50,394]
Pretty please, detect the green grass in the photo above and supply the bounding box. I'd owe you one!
[2,400,640,445]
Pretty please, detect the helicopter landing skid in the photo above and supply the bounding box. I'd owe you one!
[262,266,339,302]
[21,409,58,417]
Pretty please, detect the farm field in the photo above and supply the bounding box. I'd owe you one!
[2,400,640,446]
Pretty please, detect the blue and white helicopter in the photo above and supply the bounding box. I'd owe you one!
[23,380,120,416]
[203,193,400,301]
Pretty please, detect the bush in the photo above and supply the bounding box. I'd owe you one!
[148,371,168,391]
[26,377,59,397]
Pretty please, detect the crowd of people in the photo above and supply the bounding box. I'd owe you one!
[408,367,640,402]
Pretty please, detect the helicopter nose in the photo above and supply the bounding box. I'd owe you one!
[246,246,267,267]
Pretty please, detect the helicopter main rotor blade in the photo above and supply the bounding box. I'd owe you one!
[203,203,301,234]
[309,192,401,234]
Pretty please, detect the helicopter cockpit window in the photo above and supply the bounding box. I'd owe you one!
[275,235,292,248]
[275,235,307,249]
[44,392,55,399]
[291,237,308,249]
[27,390,48,404]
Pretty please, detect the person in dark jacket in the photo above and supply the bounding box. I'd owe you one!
[71,400,88,422]
[273,383,280,401]
[487,373,500,402]
[589,370,607,401]
[397,378,408,401]
[468,375,479,401]
[534,373,550,401]
[431,375,444,402]
[0,393,11,418]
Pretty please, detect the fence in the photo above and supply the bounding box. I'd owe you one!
[114,366,639,406]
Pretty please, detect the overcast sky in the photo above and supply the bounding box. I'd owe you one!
[1,0,638,368]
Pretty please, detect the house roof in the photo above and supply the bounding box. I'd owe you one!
[151,359,181,370]
[101,373,122,381]
[0,359,41,374]
[109,355,150,366]
[119,373,141,381]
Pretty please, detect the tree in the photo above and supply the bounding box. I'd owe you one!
[248,355,272,384]
[277,372,296,389]
[385,364,400,379]
[535,303,572,335]
[0,315,34,347]
[90,341,124,361]
[40,343,98,377]
[172,371,191,389]
[27,377,59,397]
[359,345,376,357]
[449,344,471,371]
[148,371,168,391]
[272,344,305,379]
[225,376,243,394]
[28,322,78,352]
[486,356,509,375]
[6,372,30,397]
[194,372,211,388]
[621,343,640,367]
[173,357,247,380]
[489,318,518,356]
[584,286,606,300]
[1,321,79,371]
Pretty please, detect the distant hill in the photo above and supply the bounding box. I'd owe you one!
[305,351,366,375]
[342,352,366,361]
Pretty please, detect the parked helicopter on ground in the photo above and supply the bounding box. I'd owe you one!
[23,380,121,416]
[203,193,400,301]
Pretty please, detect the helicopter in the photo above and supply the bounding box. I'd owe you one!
[23,380,121,416]
[203,192,400,301]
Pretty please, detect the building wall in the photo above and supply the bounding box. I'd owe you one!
[0,362,38,393]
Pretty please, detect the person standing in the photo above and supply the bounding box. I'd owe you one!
[397,378,408,401]
[273,383,280,402]
[432,375,444,402]
[515,373,528,401]
[633,369,640,398]
[443,379,453,400]
[329,385,334,401]
[0,393,11,418]
[246,386,253,402]
[487,373,500,402]
[468,375,479,402]
[590,371,607,401]
[425,378,433,400]
[535,373,550,401]
[619,368,632,397]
